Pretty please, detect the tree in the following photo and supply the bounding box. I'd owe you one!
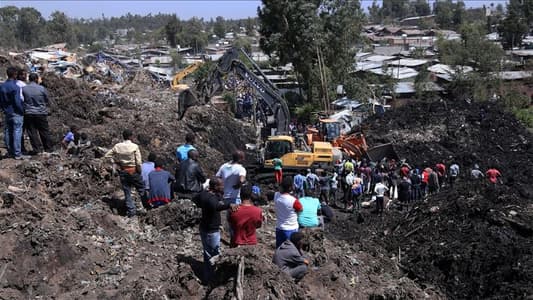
[433,0,467,30]
[259,0,323,101]
[382,0,409,20]
[259,0,362,103]
[17,7,44,48]
[413,0,431,16]
[233,37,252,54]
[165,15,179,48]
[245,17,256,36]
[0,6,21,48]
[213,16,226,38]
[177,17,208,52]
[443,23,504,75]
[47,11,77,47]
[368,0,383,23]
[498,0,529,49]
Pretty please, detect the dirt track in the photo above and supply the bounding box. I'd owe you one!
[0,73,532,299]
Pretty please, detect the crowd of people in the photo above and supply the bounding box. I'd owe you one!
[0,67,52,159]
[0,67,93,158]
[2,66,505,285]
[292,157,503,215]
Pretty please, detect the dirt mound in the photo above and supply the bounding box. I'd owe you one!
[142,200,201,230]
[343,99,533,298]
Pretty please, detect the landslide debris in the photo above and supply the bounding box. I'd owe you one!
[337,98,533,299]
[0,74,440,299]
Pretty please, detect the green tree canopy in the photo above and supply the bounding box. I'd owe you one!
[213,16,226,38]
[165,15,180,48]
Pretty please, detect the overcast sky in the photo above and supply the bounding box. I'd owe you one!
[1,0,509,20]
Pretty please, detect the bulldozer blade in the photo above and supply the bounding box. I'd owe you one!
[365,143,398,162]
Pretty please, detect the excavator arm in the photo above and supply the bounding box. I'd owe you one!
[171,61,203,90]
[197,48,290,134]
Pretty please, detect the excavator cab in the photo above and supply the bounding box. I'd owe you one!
[320,119,341,142]
[306,119,341,145]
[264,136,294,160]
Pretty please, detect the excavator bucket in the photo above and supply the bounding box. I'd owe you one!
[365,143,398,162]
[177,89,200,120]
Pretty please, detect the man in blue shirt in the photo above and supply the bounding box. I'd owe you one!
[0,67,25,159]
[176,132,196,162]
[293,171,306,198]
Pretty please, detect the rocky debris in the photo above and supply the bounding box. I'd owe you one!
[345,98,533,298]
[142,200,201,231]
[1,70,532,299]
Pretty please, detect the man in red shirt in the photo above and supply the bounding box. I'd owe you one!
[435,162,446,188]
[229,184,263,247]
[486,168,502,184]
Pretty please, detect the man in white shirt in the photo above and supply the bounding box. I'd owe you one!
[216,150,247,204]
[374,179,389,215]
[275,177,303,248]
[216,150,247,240]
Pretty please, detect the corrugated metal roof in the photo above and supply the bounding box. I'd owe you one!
[388,58,428,67]
[369,67,419,80]
[364,55,396,62]
[427,64,473,74]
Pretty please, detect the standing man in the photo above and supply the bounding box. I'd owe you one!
[216,150,247,204]
[176,132,196,162]
[471,164,484,192]
[305,169,319,194]
[229,184,263,247]
[435,162,446,188]
[193,177,238,283]
[410,169,422,202]
[217,150,247,240]
[275,176,303,248]
[177,149,207,197]
[343,169,355,210]
[329,172,338,206]
[0,67,25,159]
[428,168,440,195]
[16,69,27,154]
[318,170,331,205]
[293,170,306,198]
[273,157,283,184]
[449,162,460,188]
[374,179,389,215]
[104,129,144,218]
[22,73,53,154]
[486,167,502,185]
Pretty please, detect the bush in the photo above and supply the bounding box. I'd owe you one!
[513,107,533,128]
[222,92,236,113]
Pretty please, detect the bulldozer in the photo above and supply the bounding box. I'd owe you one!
[305,118,397,162]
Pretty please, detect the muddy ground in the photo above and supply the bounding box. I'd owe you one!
[0,70,532,299]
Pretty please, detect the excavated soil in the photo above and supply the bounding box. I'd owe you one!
[0,73,532,299]
[331,98,533,299]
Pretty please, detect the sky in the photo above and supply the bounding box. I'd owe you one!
[1,0,509,20]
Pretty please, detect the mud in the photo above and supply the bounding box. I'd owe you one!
[0,74,531,299]
[333,98,533,299]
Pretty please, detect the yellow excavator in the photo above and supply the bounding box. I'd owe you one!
[171,61,203,91]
